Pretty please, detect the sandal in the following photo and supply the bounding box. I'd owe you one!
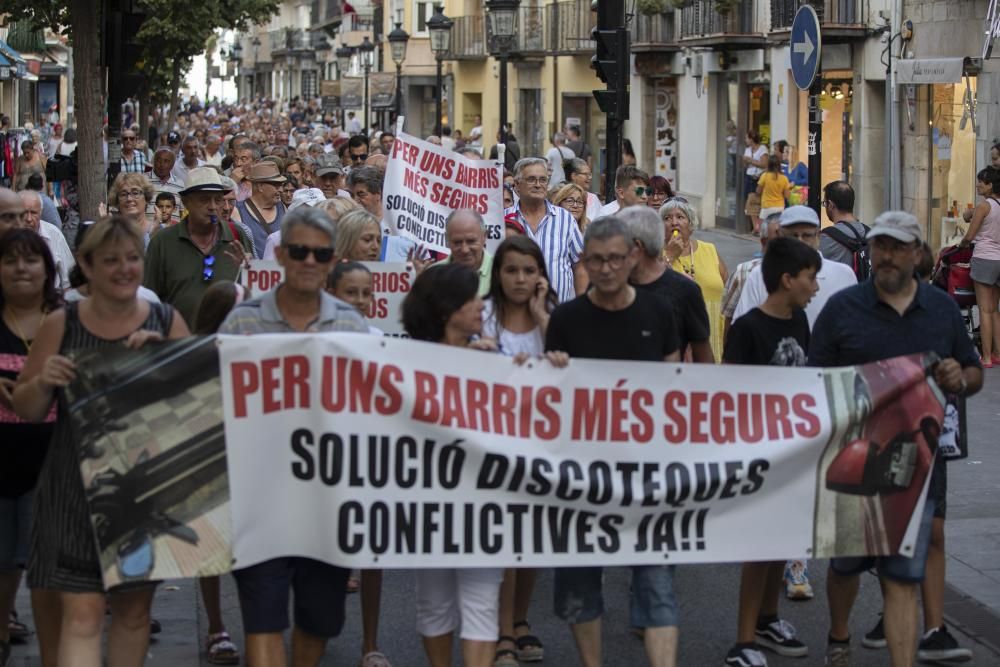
[360,651,393,667]
[494,636,519,667]
[206,631,240,665]
[8,610,30,643]
[514,621,544,662]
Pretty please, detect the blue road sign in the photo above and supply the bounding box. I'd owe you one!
[791,5,821,91]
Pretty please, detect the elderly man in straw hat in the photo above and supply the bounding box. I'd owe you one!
[144,166,253,325]
[235,161,287,258]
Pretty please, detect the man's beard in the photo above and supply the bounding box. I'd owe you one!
[874,264,910,294]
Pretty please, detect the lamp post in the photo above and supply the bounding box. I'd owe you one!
[427,5,453,136]
[229,40,243,100]
[388,22,410,122]
[486,0,520,149]
[251,36,261,99]
[336,44,354,128]
[359,36,376,136]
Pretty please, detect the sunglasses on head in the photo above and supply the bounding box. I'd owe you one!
[666,196,689,204]
[284,244,335,262]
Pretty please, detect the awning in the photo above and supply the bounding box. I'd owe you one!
[895,58,965,84]
[0,39,27,65]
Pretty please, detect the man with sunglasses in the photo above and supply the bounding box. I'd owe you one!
[597,165,652,218]
[144,167,252,326]
[118,129,147,174]
[218,207,365,667]
[347,135,369,169]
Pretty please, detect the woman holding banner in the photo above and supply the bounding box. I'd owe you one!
[13,216,189,667]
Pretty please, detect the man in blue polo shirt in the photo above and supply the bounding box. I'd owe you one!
[808,211,983,667]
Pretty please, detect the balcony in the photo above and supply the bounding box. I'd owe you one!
[516,6,547,56]
[678,0,765,48]
[769,0,869,41]
[632,10,680,52]
[548,0,596,55]
[269,29,330,56]
[451,15,487,60]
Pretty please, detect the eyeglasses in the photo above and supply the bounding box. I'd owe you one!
[583,253,628,271]
[521,176,549,186]
[284,244,335,262]
[202,255,216,282]
[120,189,145,200]
[561,198,585,207]
[634,186,654,197]
[122,136,136,142]
[576,172,593,179]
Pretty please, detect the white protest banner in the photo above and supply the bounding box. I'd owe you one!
[218,334,939,570]
[239,260,411,336]
[381,128,504,255]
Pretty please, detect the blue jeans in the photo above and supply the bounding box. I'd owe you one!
[553,564,679,628]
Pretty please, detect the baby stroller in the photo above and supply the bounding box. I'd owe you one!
[932,244,981,351]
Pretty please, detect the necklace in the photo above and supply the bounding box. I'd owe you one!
[5,306,46,353]
[680,245,695,278]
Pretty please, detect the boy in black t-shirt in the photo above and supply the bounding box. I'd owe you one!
[722,237,820,667]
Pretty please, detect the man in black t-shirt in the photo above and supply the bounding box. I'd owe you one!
[618,205,713,362]
[722,237,820,667]
[545,216,680,667]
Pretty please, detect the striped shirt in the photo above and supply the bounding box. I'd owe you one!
[505,200,583,303]
[721,257,761,320]
[119,150,148,173]
[219,287,366,335]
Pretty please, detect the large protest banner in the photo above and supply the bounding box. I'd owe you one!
[239,259,412,336]
[381,129,504,255]
[217,334,942,571]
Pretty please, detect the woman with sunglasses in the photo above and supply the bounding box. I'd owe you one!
[13,216,189,667]
[550,182,590,231]
[661,198,728,361]
[109,172,157,243]
[565,158,603,221]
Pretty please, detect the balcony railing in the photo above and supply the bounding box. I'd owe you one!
[770,0,866,31]
[451,15,487,60]
[679,0,759,40]
[632,10,679,48]
[548,0,596,54]
[270,29,330,54]
[343,12,375,33]
[517,6,547,54]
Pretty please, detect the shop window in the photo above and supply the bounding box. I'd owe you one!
[931,77,978,250]
[794,73,854,218]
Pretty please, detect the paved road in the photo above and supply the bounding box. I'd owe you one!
[8,229,1000,665]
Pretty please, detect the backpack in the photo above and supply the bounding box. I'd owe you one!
[822,222,871,281]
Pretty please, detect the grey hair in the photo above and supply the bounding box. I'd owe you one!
[220,176,238,192]
[238,141,262,160]
[446,208,487,235]
[18,189,43,210]
[456,147,482,160]
[513,157,548,179]
[761,212,782,239]
[584,216,630,247]
[658,198,699,229]
[280,206,337,247]
[346,166,384,193]
[566,157,588,176]
[618,205,664,258]
[552,132,566,144]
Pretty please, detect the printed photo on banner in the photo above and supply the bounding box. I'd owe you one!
[65,337,233,588]
[381,128,504,255]
[239,259,412,336]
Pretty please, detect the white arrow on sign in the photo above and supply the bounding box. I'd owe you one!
[794,32,815,62]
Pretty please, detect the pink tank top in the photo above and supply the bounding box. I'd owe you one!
[974,198,1000,260]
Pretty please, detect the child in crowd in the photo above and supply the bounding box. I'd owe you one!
[327,262,383,335]
[153,192,177,229]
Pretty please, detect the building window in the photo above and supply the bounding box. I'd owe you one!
[413,1,434,35]
[302,70,318,98]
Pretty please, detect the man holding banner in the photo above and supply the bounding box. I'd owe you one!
[809,212,982,667]
[218,207,367,667]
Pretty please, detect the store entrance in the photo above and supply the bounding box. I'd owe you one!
[715,73,770,233]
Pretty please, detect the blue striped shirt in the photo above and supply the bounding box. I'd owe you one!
[505,200,583,303]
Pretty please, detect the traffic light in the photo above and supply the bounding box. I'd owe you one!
[591,27,629,118]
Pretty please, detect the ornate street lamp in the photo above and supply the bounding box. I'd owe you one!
[427,5,453,136]
[388,22,410,121]
[359,36,376,136]
[486,0,521,148]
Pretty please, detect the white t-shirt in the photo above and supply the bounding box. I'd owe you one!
[481,299,544,357]
[585,192,603,222]
[37,220,75,291]
[596,200,620,218]
[731,251,857,329]
[171,158,207,186]
[469,125,483,147]
[744,145,768,178]
[545,145,576,185]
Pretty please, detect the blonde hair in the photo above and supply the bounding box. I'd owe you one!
[316,196,360,222]
[77,215,145,265]
[109,172,155,209]
[335,209,381,260]
[550,182,590,230]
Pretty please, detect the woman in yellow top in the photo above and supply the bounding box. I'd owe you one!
[755,155,791,222]
[661,198,729,361]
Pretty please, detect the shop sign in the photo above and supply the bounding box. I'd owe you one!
[895,58,964,85]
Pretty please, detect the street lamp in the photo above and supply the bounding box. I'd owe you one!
[388,22,410,121]
[427,5,453,136]
[486,0,520,149]
[359,36,376,137]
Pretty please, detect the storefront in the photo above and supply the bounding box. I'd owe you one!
[714,68,770,232]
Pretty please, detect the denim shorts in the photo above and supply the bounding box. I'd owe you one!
[553,564,678,628]
[0,491,34,571]
[232,557,350,638]
[830,478,937,584]
[970,256,1000,286]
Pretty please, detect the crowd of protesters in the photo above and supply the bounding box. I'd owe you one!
[0,95,988,667]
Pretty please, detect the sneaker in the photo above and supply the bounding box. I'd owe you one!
[825,643,851,667]
[862,615,886,649]
[917,625,973,662]
[755,619,808,658]
[724,644,768,667]
[784,560,814,600]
